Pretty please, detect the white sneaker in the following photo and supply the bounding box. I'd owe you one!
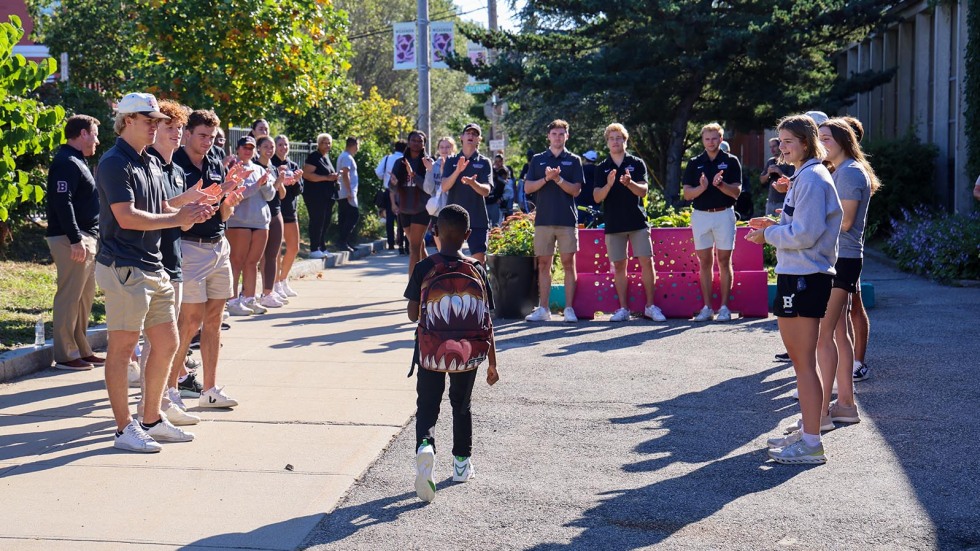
[278,280,298,297]
[114,420,161,453]
[309,250,325,259]
[609,308,630,322]
[163,403,200,426]
[415,441,436,502]
[563,307,578,323]
[145,417,195,442]
[524,306,551,322]
[271,287,290,304]
[693,306,714,322]
[452,455,474,482]
[222,310,230,321]
[716,305,733,322]
[644,304,667,322]
[226,298,253,316]
[167,387,188,411]
[258,293,284,308]
[244,297,268,314]
[199,386,238,408]
[127,361,141,388]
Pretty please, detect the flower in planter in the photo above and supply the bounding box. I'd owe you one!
[488,212,536,256]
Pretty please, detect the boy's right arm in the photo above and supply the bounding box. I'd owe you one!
[407,300,420,322]
[486,332,498,385]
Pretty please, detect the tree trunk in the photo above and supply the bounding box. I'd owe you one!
[664,74,705,207]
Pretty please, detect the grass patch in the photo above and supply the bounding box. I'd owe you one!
[0,224,105,351]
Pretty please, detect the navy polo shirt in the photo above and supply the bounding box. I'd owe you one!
[443,150,492,229]
[173,146,227,240]
[681,149,742,210]
[45,144,99,243]
[147,147,186,281]
[527,149,585,227]
[95,137,167,272]
[595,154,650,234]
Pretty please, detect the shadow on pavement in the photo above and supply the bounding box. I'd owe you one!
[180,513,325,551]
[530,365,808,550]
[297,491,425,548]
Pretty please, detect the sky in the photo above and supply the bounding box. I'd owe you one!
[452,0,523,32]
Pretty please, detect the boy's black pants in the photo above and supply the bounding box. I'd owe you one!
[416,367,478,458]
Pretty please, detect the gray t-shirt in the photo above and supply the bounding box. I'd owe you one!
[337,150,359,200]
[96,138,167,272]
[833,158,871,258]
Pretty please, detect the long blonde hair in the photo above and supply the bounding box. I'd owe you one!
[820,118,882,195]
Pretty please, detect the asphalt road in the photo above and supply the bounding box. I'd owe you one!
[303,253,980,551]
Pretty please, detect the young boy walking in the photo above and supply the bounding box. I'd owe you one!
[404,204,499,502]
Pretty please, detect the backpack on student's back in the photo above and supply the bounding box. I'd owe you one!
[411,255,492,376]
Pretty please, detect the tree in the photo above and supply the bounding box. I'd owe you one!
[461,0,900,203]
[29,0,136,95]
[0,16,65,222]
[130,0,353,127]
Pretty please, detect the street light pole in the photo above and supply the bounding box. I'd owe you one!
[417,0,431,139]
[488,0,498,144]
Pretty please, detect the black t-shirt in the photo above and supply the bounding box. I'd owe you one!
[764,156,795,203]
[595,154,650,234]
[272,156,303,221]
[403,252,494,310]
[391,152,429,215]
[681,150,742,210]
[442,151,491,229]
[45,145,99,242]
[146,147,186,281]
[173,147,227,240]
[304,150,339,199]
[526,149,585,227]
[95,138,167,272]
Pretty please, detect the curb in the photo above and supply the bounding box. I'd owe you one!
[0,238,388,384]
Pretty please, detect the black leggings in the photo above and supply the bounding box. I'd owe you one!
[262,213,283,290]
[303,184,335,252]
[415,367,478,457]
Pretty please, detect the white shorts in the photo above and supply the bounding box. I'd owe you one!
[690,208,736,251]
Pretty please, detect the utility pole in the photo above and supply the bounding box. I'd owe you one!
[417,0,431,139]
[488,0,498,144]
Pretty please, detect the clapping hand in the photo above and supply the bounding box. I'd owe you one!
[454,157,470,174]
[606,170,617,187]
[771,176,790,194]
[620,171,633,187]
[422,156,434,171]
[744,228,767,245]
[712,170,725,187]
[748,216,777,230]
[545,166,561,182]
[461,175,478,187]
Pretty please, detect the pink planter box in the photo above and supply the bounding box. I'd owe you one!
[571,227,768,319]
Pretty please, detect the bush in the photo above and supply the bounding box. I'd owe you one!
[488,212,535,256]
[884,208,980,283]
[862,133,938,239]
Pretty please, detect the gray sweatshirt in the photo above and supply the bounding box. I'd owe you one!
[764,158,842,276]
[227,161,276,229]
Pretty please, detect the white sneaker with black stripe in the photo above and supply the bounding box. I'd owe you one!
[199,386,238,408]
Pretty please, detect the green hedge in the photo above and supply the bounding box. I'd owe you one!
[863,133,939,239]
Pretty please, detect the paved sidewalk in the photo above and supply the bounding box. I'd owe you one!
[303,253,980,550]
[0,251,418,550]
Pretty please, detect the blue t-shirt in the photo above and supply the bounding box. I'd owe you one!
[526,149,585,227]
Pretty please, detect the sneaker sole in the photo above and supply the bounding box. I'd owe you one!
[416,451,436,502]
[768,451,827,465]
[114,441,162,453]
[198,401,238,408]
[830,416,861,424]
[54,364,94,371]
[148,432,194,443]
[852,373,871,382]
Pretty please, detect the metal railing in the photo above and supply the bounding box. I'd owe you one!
[226,127,315,167]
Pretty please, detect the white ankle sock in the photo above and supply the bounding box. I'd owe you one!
[801,432,821,447]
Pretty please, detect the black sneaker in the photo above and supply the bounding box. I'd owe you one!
[178,372,204,398]
[853,362,871,381]
[774,352,790,361]
[221,322,231,330]
[189,331,201,350]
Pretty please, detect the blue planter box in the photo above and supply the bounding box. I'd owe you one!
[767,282,875,310]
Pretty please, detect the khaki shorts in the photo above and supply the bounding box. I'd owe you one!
[180,237,234,304]
[534,225,578,257]
[95,263,175,332]
[605,229,653,263]
[690,208,737,251]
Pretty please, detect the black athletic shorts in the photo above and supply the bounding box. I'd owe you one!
[466,227,489,255]
[832,257,863,293]
[399,211,430,227]
[773,273,833,318]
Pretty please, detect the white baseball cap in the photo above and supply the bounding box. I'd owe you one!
[804,110,829,125]
[583,150,598,161]
[116,93,170,119]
